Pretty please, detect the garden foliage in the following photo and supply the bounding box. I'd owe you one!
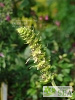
[0,0,75,100]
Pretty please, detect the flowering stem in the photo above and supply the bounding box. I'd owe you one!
[17,27,55,84]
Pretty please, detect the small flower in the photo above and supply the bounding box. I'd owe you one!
[39,16,43,21]
[6,15,11,21]
[44,15,49,21]
[72,43,75,47]
[0,2,5,7]
[55,21,60,27]
[39,24,42,28]
[0,53,4,57]
[30,10,36,16]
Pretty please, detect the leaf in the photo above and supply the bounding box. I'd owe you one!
[24,46,32,59]
[71,91,75,99]
[57,74,63,82]
[20,0,29,9]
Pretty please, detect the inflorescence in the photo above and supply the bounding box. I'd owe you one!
[17,27,51,83]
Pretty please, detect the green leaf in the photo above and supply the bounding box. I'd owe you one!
[20,0,29,9]
[57,74,63,82]
[71,91,75,99]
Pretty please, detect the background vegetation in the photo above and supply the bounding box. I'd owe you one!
[0,0,75,100]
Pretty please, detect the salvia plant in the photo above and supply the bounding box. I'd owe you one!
[17,27,55,84]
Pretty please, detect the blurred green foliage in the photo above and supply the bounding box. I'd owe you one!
[0,0,75,100]
[12,0,36,17]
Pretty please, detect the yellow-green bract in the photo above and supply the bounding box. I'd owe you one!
[17,27,51,83]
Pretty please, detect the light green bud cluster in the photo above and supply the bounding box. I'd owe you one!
[17,27,51,83]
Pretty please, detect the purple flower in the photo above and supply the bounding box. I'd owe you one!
[39,16,43,21]
[0,2,5,7]
[45,15,49,21]
[6,15,11,21]
[0,53,4,57]
[55,21,60,27]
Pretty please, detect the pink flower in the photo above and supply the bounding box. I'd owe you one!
[55,21,60,27]
[45,15,49,21]
[0,2,5,7]
[0,53,4,57]
[6,15,11,21]
[39,16,43,21]
[39,24,42,28]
